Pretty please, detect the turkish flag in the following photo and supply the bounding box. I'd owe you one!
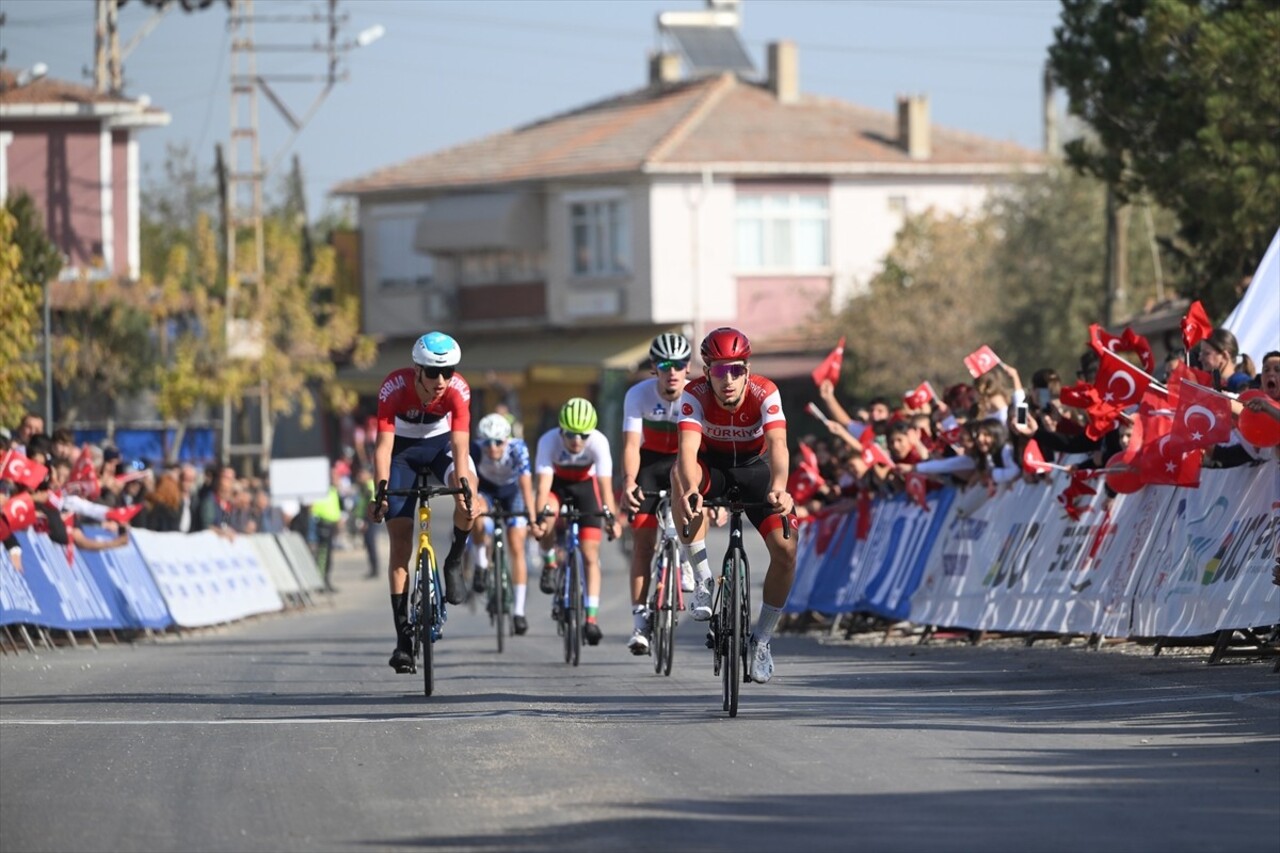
[105,504,143,526]
[1059,381,1100,411]
[0,451,48,490]
[1022,440,1054,475]
[811,337,845,388]
[1089,323,1123,357]
[903,381,935,410]
[1134,421,1202,487]
[1181,300,1213,351]
[1,493,38,535]
[1169,380,1232,451]
[963,345,1000,378]
[904,472,929,510]
[861,441,893,468]
[788,443,826,504]
[64,446,101,500]
[1093,351,1151,408]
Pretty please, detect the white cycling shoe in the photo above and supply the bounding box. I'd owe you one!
[748,636,774,683]
[690,578,713,622]
[627,629,650,656]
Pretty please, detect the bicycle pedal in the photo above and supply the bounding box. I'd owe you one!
[705,631,715,650]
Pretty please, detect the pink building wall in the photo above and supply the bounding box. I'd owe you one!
[735,275,832,345]
[5,119,133,277]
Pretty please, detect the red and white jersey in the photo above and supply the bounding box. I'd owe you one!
[534,428,613,483]
[376,368,472,439]
[622,378,683,454]
[678,375,786,464]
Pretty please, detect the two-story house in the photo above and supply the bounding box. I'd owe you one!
[332,40,1043,437]
[0,68,169,281]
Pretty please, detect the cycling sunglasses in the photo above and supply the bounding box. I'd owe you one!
[419,366,455,380]
[708,362,748,380]
[655,359,690,372]
[481,439,505,448]
[561,430,590,441]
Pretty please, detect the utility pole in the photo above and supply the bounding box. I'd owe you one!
[223,0,356,474]
[93,0,122,94]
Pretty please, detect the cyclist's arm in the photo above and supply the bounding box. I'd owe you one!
[675,426,702,515]
[620,429,641,496]
[371,430,394,519]
[518,471,536,522]
[531,471,554,518]
[449,429,472,491]
[764,426,794,514]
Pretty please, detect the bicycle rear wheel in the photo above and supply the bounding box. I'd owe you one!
[723,552,743,717]
[739,556,753,687]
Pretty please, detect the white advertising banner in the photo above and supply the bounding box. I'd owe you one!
[133,530,283,628]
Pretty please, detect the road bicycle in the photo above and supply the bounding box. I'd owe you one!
[644,490,685,677]
[378,473,472,697]
[540,502,616,667]
[686,488,790,718]
[479,507,525,654]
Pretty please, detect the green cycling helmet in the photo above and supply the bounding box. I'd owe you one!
[558,397,598,434]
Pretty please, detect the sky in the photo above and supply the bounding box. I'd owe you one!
[2,0,1067,219]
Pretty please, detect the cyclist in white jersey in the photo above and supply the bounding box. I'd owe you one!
[468,413,537,634]
[620,333,698,655]
[529,398,622,646]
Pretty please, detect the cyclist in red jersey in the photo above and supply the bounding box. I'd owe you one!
[369,331,479,674]
[673,327,796,684]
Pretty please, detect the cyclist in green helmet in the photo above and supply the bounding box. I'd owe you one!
[529,397,623,646]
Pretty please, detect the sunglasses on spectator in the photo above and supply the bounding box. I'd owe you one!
[708,362,748,380]
[655,359,689,372]
[481,439,505,448]
[419,366,454,380]
[561,430,590,441]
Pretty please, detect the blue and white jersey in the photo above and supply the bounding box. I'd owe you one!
[471,438,532,488]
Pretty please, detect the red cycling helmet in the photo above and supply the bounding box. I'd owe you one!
[700,327,752,363]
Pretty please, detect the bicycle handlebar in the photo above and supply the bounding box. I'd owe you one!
[375,477,473,517]
[536,504,619,541]
[681,492,792,540]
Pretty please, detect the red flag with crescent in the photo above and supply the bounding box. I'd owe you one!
[963,345,1000,378]
[1168,381,1232,452]
[903,381,935,410]
[861,441,893,469]
[904,472,929,510]
[0,493,38,537]
[0,451,48,490]
[64,446,101,500]
[1093,351,1151,408]
[1022,439,1054,475]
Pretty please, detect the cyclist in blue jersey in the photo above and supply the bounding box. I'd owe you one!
[468,412,538,635]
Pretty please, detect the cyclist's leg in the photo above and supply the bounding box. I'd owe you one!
[434,452,474,604]
[470,492,493,592]
[680,460,722,620]
[535,490,563,594]
[385,440,425,672]
[741,463,797,683]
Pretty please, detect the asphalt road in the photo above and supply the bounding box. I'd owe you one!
[2,527,1278,853]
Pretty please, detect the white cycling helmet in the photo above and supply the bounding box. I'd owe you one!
[411,331,461,368]
[649,332,692,363]
[476,413,512,442]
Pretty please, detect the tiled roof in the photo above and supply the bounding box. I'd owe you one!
[0,68,135,106]
[334,73,1042,196]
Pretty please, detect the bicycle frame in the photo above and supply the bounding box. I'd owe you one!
[557,510,586,667]
[648,493,684,676]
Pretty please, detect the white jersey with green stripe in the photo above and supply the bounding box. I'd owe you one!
[622,377,682,455]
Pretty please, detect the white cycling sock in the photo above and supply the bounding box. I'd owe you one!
[472,543,489,570]
[754,603,783,643]
[633,604,648,632]
[513,584,527,617]
[689,539,711,582]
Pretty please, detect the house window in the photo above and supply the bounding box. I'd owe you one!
[570,198,630,277]
[370,206,434,291]
[734,190,829,271]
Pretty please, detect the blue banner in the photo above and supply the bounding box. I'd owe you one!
[2,531,123,630]
[78,527,173,630]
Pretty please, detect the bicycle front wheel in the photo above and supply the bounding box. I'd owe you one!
[567,550,584,667]
[651,550,669,675]
[492,543,507,654]
[723,552,743,717]
[659,542,679,676]
[419,554,436,697]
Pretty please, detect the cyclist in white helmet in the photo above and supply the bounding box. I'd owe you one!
[620,332,697,656]
[369,331,480,674]
[468,412,537,635]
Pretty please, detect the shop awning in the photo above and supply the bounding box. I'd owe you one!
[413,192,544,254]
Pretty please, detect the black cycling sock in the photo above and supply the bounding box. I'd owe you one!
[390,593,407,638]
[445,526,469,566]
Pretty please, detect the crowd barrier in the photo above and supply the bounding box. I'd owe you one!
[1,528,324,638]
[786,465,1279,639]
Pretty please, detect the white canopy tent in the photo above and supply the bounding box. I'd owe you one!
[1222,226,1280,363]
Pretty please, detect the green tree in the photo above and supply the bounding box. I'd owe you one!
[0,209,44,426]
[1049,0,1280,316]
